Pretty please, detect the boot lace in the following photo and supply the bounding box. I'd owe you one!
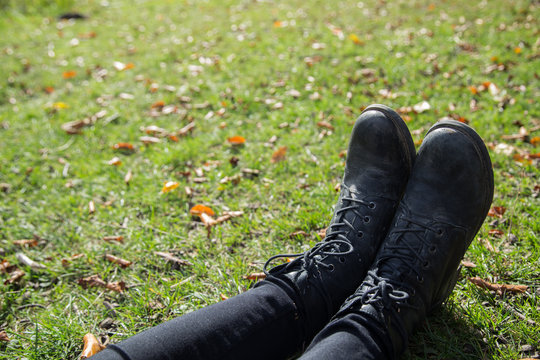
[263,185,371,276]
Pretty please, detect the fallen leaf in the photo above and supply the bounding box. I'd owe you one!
[80,333,104,359]
[61,253,85,267]
[113,143,135,152]
[4,269,25,285]
[53,102,69,109]
[271,146,287,163]
[242,272,267,281]
[78,274,125,292]
[227,136,246,145]
[412,101,431,113]
[150,100,165,109]
[317,121,334,130]
[107,157,122,166]
[141,125,168,136]
[113,61,134,71]
[489,229,504,237]
[461,260,477,268]
[530,136,540,146]
[0,331,9,342]
[220,293,228,301]
[63,70,77,79]
[189,204,215,217]
[124,170,133,185]
[317,228,327,238]
[175,122,196,136]
[161,181,179,193]
[154,251,193,266]
[140,136,161,145]
[103,235,124,243]
[88,200,95,214]
[16,252,46,270]
[468,277,528,295]
[488,206,507,218]
[105,254,132,268]
[348,34,364,45]
[13,239,38,247]
[289,230,308,238]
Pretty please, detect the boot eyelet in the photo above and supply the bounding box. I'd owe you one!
[364,216,370,223]
[437,229,443,236]
[422,261,430,269]
[429,246,437,254]
[328,264,335,272]
[411,289,416,296]
[339,257,346,263]
[417,275,424,283]
[368,202,376,209]
[357,231,364,238]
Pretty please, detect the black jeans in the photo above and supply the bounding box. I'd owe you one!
[91,281,388,360]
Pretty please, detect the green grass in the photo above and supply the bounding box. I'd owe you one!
[0,0,538,358]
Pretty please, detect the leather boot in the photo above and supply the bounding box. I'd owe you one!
[334,120,494,358]
[259,104,416,349]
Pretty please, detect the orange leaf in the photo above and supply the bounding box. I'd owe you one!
[190,204,215,217]
[514,47,522,54]
[44,86,55,94]
[468,86,478,95]
[271,146,287,163]
[227,136,246,145]
[273,20,283,28]
[63,70,77,79]
[151,100,165,109]
[468,277,528,295]
[317,121,334,131]
[530,136,540,146]
[161,181,179,193]
[112,143,135,151]
[81,333,104,359]
[487,206,506,218]
[242,272,267,281]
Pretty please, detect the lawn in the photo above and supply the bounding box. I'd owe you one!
[0,0,538,359]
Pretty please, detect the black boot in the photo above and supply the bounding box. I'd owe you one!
[259,104,416,349]
[334,120,494,358]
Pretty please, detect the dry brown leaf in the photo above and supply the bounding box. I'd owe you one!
[154,251,193,266]
[478,237,499,253]
[317,121,334,130]
[461,260,477,268]
[61,253,85,267]
[0,259,16,273]
[242,272,267,281]
[489,229,504,238]
[140,136,161,145]
[105,254,132,268]
[78,274,125,292]
[80,333,104,359]
[488,206,507,218]
[289,230,308,238]
[103,235,124,243]
[112,143,135,152]
[13,239,38,247]
[175,122,195,137]
[4,269,25,285]
[0,331,9,342]
[468,277,528,295]
[271,146,287,163]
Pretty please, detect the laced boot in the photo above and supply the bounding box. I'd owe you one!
[259,104,416,348]
[335,120,494,358]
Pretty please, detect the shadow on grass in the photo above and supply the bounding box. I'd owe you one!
[405,305,492,360]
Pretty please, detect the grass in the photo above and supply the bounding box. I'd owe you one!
[0,0,538,358]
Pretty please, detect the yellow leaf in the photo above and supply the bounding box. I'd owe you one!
[53,102,69,109]
[161,181,179,193]
[348,34,364,45]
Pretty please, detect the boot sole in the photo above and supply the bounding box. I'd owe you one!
[362,104,416,174]
[426,120,495,234]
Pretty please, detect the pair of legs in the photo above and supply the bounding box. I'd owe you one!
[92,104,494,359]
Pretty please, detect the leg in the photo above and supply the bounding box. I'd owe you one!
[91,282,303,360]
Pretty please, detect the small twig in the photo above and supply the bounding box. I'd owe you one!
[17,303,46,310]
